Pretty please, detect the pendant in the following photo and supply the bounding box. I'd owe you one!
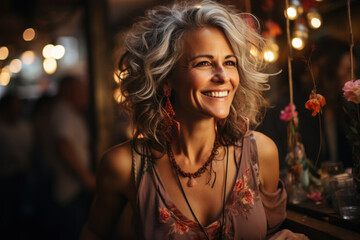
[187,177,197,187]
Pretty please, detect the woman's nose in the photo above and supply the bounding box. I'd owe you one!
[212,66,230,83]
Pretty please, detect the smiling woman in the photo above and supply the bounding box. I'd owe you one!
[169,27,240,121]
[80,1,308,240]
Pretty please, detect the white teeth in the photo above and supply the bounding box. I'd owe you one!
[203,91,228,98]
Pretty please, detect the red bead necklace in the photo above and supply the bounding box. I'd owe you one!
[167,136,221,187]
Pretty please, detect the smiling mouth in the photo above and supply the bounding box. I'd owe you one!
[202,90,229,98]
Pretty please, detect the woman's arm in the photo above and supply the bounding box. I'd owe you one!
[253,131,280,193]
[80,141,134,240]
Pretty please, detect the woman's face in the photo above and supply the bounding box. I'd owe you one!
[169,26,239,121]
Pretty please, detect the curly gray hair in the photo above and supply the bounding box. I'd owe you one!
[118,0,269,148]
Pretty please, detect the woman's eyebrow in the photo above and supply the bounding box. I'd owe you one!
[225,55,236,59]
[189,54,236,62]
[189,55,213,62]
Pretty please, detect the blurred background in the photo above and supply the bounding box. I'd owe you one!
[0,0,359,239]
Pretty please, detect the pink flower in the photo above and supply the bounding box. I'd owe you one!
[158,208,171,223]
[170,221,189,235]
[233,179,245,192]
[280,103,298,122]
[307,191,323,202]
[343,79,360,104]
[242,189,254,205]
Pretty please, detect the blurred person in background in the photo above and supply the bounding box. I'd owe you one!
[48,75,95,240]
[0,92,33,239]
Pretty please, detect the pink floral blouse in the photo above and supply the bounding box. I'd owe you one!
[135,133,287,240]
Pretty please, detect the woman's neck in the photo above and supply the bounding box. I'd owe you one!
[171,117,217,165]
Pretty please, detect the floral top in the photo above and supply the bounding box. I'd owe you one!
[135,132,287,240]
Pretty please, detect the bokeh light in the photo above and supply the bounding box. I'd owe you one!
[9,59,22,73]
[21,51,35,65]
[0,68,11,86]
[52,45,66,59]
[292,38,304,50]
[23,28,36,41]
[43,58,57,74]
[0,46,9,60]
[286,7,297,20]
[42,44,55,58]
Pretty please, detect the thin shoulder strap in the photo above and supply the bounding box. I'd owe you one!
[132,143,147,190]
[249,133,261,185]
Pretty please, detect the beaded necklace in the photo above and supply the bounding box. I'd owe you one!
[167,136,221,187]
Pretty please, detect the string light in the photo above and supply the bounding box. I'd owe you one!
[9,59,22,73]
[0,67,11,86]
[307,9,322,29]
[0,46,9,60]
[23,28,36,41]
[21,51,35,65]
[43,44,55,58]
[264,38,279,62]
[285,0,303,20]
[43,58,57,74]
[291,22,308,50]
[52,45,65,59]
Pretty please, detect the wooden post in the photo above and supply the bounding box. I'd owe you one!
[84,0,114,164]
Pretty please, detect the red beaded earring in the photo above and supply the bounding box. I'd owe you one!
[161,88,180,142]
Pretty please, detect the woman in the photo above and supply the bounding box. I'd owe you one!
[81,1,306,239]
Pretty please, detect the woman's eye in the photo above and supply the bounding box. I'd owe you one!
[195,61,211,67]
[225,60,237,67]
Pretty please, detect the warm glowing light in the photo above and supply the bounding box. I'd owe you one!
[0,68,11,86]
[0,46,9,60]
[43,58,57,74]
[310,18,321,28]
[23,28,36,41]
[52,45,65,59]
[21,51,35,65]
[194,5,202,8]
[113,88,125,103]
[263,38,279,63]
[42,44,55,58]
[286,7,297,20]
[307,9,322,29]
[9,59,22,73]
[249,45,259,57]
[292,38,304,50]
[285,0,303,20]
[264,51,275,62]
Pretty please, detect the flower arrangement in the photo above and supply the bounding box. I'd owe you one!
[342,79,360,193]
[342,79,360,146]
[343,79,360,104]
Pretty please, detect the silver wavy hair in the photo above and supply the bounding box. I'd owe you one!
[119,0,270,147]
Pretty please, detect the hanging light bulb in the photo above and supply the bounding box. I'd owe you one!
[285,0,303,20]
[291,22,308,50]
[307,8,322,29]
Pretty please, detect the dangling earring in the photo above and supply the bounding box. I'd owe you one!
[161,88,180,142]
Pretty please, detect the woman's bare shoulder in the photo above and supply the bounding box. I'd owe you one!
[252,131,279,192]
[97,140,134,196]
